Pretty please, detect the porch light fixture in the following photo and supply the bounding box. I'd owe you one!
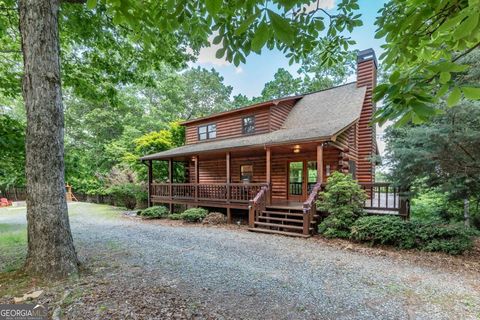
[293,145,300,153]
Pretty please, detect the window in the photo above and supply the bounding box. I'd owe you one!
[240,165,253,182]
[242,116,255,134]
[349,160,356,179]
[198,123,216,140]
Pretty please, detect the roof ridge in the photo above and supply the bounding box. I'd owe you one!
[181,81,357,126]
[299,81,357,97]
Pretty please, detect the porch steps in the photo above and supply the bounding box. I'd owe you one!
[254,221,306,230]
[249,207,320,237]
[257,216,304,223]
[262,210,303,217]
[248,228,311,238]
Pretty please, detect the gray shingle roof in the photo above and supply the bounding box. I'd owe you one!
[140,83,366,160]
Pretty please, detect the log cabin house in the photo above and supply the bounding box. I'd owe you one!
[141,49,408,237]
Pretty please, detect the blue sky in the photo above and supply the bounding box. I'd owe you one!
[192,0,386,98]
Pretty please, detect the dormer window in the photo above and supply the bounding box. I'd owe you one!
[198,124,216,141]
[242,116,255,134]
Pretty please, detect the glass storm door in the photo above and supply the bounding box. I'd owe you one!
[307,161,318,194]
[288,161,304,201]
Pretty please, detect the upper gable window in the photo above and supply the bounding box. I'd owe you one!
[242,116,255,134]
[198,124,216,141]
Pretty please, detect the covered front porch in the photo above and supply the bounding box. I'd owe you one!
[143,141,408,235]
[144,141,336,221]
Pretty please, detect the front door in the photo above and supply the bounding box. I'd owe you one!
[288,160,318,201]
[288,161,304,201]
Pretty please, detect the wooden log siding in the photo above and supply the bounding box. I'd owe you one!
[347,123,359,162]
[185,108,270,144]
[269,101,295,131]
[356,58,377,184]
[184,100,296,145]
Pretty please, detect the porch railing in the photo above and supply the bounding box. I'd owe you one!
[151,182,267,204]
[302,183,322,235]
[248,185,269,227]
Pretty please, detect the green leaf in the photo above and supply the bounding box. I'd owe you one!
[215,47,226,59]
[205,0,222,16]
[446,87,461,107]
[86,0,97,9]
[212,34,222,45]
[389,71,400,83]
[436,84,449,98]
[251,22,269,53]
[235,13,259,36]
[439,71,450,84]
[453,12,479,40]
[267,10,294,45]
[462,86,480,99]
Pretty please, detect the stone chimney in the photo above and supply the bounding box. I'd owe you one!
[356,49,377,184]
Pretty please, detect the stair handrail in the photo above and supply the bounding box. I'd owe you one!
[248,185,269,227]
[302,182,322,235]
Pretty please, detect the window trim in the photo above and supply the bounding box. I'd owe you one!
[242,115,256,135]
[197,123,217,141]
[240,164,254,182]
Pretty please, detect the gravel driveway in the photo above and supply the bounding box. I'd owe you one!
[1,203,479,319]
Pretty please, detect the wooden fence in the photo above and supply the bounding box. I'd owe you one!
[0,187,115,205]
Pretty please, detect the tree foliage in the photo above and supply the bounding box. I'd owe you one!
[383,50,480,202]
[0,115,25,187]
[374,0,480,125]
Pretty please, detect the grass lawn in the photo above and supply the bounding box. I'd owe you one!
[0,222,27,273]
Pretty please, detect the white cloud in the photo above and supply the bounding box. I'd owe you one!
[196,35,230,67]
[303,0,336,13]
[235,67,243,74]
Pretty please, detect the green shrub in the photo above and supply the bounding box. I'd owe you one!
[317,172,367,238]
[180,208,208,222]
[410,187,450,222]
[351,216,415,248]
[139,206,169,218]
[351,216,475,255]
[168,213,182,220]
[412,222,475,255]
[106,183,143,209]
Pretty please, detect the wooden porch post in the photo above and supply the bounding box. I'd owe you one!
[226,152,232,223]
[317,143,324,184]
[226,152,231,201]
[194,155,199,203]
[266,147,271,205]
[226,152,233,223]
[148,160,153,207]
[168,158,173,212]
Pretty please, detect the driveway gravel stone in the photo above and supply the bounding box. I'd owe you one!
[1,202,479,319]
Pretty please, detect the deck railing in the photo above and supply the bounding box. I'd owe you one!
[151,182,267,204]
[358,183,410,218]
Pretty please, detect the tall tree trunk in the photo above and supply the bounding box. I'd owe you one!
[20,0,79,279]
[464,197,470,228]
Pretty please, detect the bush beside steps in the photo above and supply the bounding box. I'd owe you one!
[138,206,169,218]
[138,206,209,223]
